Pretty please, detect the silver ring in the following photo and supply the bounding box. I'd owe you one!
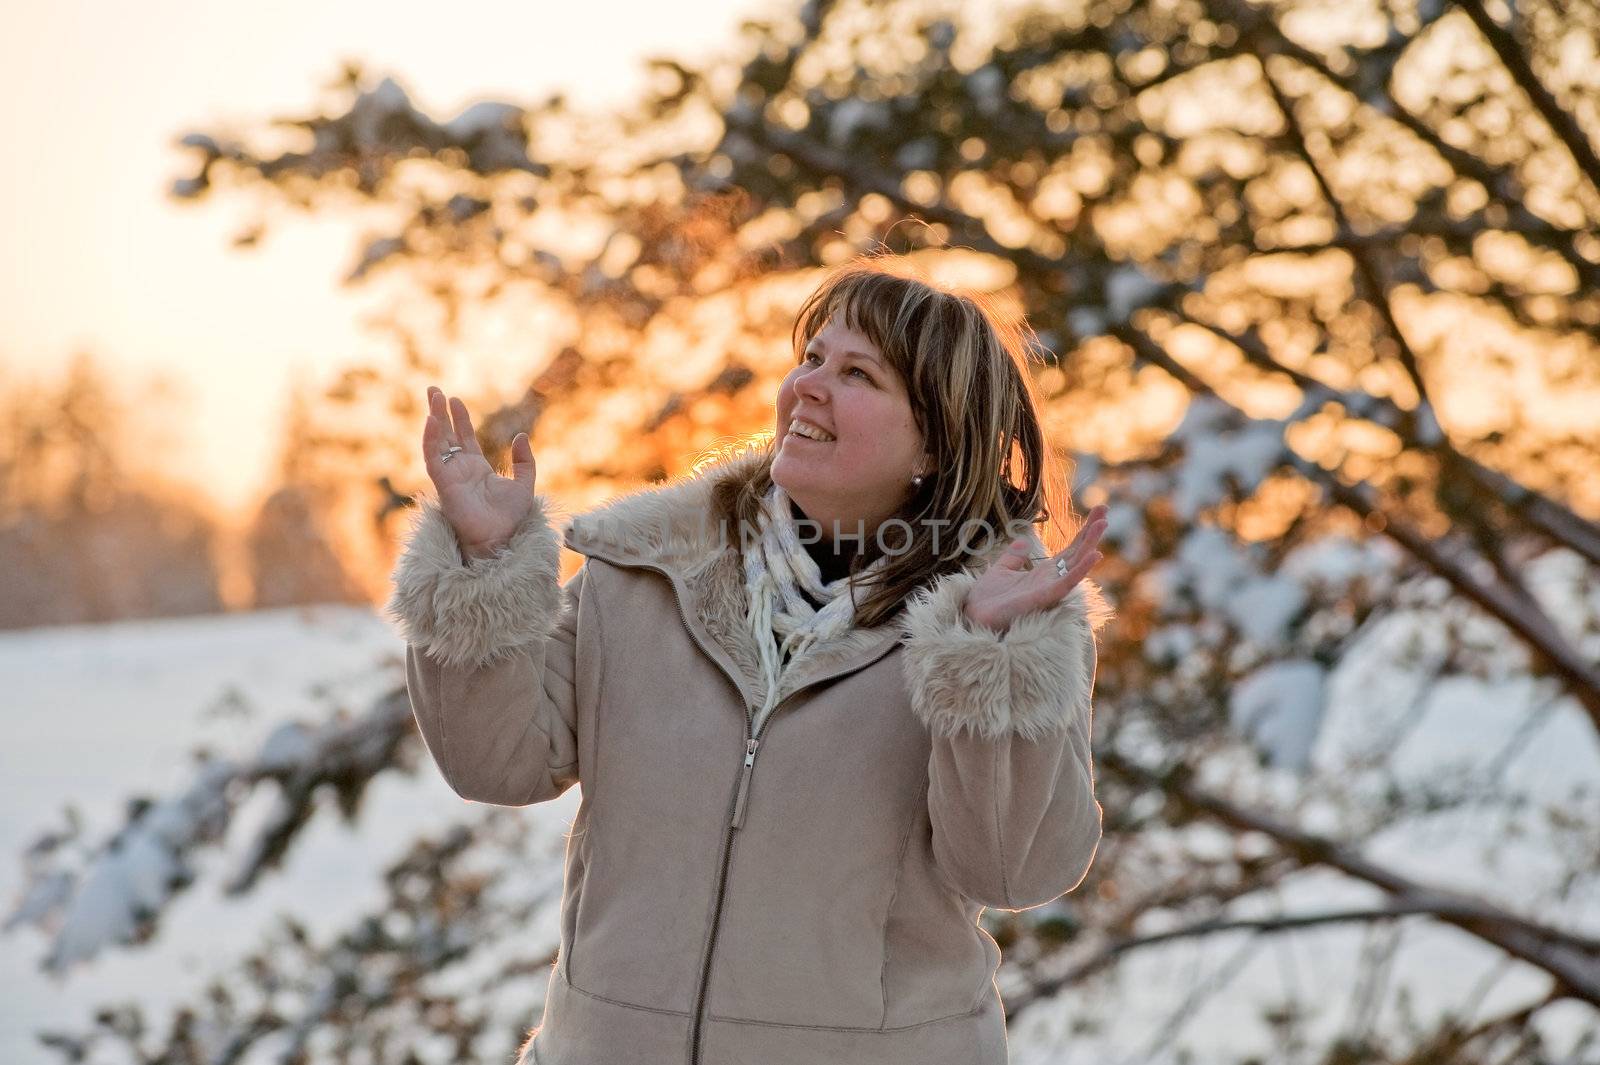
[439,445,464,463]
[1056,558,1067,576]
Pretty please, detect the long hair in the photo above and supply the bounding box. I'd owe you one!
[713,253,1082,630]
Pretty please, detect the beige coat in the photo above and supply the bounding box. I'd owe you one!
[385,446,1112,1065]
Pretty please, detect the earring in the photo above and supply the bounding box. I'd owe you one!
[911,474,925,488]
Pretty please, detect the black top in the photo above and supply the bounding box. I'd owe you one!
[791,497,860,596]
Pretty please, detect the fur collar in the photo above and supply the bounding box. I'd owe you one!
[561,444,1024,713]
[562,445,771,580]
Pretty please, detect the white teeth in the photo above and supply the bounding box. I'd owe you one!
[788,420,835,442]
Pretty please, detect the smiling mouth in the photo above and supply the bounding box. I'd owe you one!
[786,418,837,443]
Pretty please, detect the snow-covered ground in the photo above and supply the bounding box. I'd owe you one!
[2,603,1595,1063]
[0,606,531,1063]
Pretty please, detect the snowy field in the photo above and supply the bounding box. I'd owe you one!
[2,602,1595,1063]
[0,606,504,1062]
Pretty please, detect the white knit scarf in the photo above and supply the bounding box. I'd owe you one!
[742,481,889,736]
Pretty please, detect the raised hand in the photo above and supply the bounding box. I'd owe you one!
[962,504,1108,635]
[422,386,538,560]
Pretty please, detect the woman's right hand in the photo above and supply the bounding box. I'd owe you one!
[423,386,538,560]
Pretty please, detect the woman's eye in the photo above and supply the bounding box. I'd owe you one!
[800,352,871,382]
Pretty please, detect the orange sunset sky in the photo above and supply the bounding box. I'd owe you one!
[0,0,789,522]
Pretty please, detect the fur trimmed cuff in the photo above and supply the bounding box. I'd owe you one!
[900,571,1113,742]
[383,492,567,671]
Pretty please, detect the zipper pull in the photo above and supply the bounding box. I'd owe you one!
[730,737,760,829]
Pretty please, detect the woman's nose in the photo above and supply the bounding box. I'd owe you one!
[794,366,829,402]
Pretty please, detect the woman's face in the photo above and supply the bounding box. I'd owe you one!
[772,314,930,541]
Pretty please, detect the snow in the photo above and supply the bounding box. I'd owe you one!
[1279,532,1403,590]
[346,235,406,282]
[826,97,892,147]
[924,20,956,55]
[1,593,1594,1061]
[1169,395,1286,520]
[1067,307,1107,337]
[1105,263,1169,324]
[443,100,522,140]
[1167,525,1306,646]
[966,64,1006,117]
[1069,265,1171,338]
[349,76,419,150]
[1413,400,1444,446]
[256,720,317,771]
[1142,622,1200,665]
[176,132,221,153]
[1229,659,1327,773]
[893,136,939,172]
[0,606,579,1062]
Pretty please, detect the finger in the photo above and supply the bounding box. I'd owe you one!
[448,396,484,455]
[509,432,537,487]
[422,412,450,481]
[1083,510,1108,545]
[991,548,1102,624]
[424,388,457,476]
[1070,510,1108,548]
[1046,551,1102,598]
[997,569,1060,620]
[1055,514,1108,568]
[424,387,470,481]
[428,387,457,445]
[993,537,1033,572]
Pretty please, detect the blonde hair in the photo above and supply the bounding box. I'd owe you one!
[716,253,1081,629]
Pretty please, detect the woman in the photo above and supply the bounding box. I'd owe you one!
[385,259,1112,1065]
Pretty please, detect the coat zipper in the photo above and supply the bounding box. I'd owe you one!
[632,563,783,1065]
[565,547,898,1065]
[688,685,803,1065]
[730,736,759,829]
[644,563,895,1065]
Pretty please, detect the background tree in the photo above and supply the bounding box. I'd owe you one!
[246,377,373,608]
[0,352,225,627]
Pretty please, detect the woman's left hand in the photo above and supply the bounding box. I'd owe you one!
[963,504,1108,635]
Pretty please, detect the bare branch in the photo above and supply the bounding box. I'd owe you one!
[1097,747,1600,1004]
[1178,311,1600,567]
[1007,899,1595,1018]
[1453,0,1600,192]
[1111,322,1600,731]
